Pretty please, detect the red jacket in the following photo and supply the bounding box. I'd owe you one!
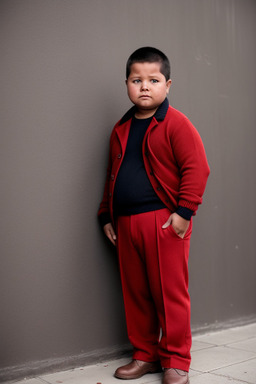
[98,98,210,226]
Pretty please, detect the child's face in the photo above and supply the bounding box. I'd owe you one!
[126,62,171,118]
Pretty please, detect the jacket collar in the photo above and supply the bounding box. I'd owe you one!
[119,97,169,125]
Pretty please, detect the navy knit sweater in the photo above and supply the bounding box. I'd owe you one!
[113,116,193,220]
[113,116,165,216]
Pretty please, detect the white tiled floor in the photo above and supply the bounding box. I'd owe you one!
[12,323,256,384]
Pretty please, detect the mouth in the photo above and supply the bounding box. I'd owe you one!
[139,95,151,99]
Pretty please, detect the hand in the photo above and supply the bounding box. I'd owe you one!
[103,223,117,246]
[162,212,190,239]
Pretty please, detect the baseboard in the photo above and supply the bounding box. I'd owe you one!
[2,315,256,383]
[0,344,132,383]
[191,314,256,336]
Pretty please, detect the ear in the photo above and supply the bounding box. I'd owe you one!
[166,79,172,94]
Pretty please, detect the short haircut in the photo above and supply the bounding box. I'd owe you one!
[126,47,171,81]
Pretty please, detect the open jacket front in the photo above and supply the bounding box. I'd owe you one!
[98,98,210,227]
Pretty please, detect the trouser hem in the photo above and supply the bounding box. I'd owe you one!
[133,350,160,363]
[161,356,190,371]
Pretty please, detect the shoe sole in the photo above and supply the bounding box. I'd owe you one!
[170,379,190,384]
[115,368,161,380]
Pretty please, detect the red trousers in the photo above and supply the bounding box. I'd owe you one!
[116,208,192,371]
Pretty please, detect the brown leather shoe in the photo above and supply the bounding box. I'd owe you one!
[114,359,161,379]
[162,368,189,384]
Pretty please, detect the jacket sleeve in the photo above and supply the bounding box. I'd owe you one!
[98,126,118,228]
[171,116,210,213]
[97,146,112,227]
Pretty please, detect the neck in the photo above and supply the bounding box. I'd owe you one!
[135,108,157,119]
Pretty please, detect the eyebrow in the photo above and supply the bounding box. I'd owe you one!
[129,73,162,78]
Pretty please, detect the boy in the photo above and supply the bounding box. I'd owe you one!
[98,47,210,384]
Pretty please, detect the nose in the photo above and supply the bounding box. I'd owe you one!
[141,81,149,91]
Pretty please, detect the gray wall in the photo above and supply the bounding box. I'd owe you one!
[1,0,256,381]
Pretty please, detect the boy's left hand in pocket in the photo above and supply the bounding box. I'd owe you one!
[162,212,190,239]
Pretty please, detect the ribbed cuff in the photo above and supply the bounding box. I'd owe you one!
[98,212,111,228]
[176,206,194,220]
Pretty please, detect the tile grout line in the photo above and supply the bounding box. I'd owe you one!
[224,345,256,354]
[193,332,256,346]
[208,355,256,374]
[209,371,254,384]
[225,337,256,347]
[37,377,52,384]
[191,344,218,352]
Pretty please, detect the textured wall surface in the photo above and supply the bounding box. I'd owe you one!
[1,0,256,380]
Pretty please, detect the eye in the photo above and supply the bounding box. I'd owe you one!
[151,79,159,83]
[133,79,141,84]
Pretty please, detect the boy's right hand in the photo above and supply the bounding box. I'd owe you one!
[103,223,117,246]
